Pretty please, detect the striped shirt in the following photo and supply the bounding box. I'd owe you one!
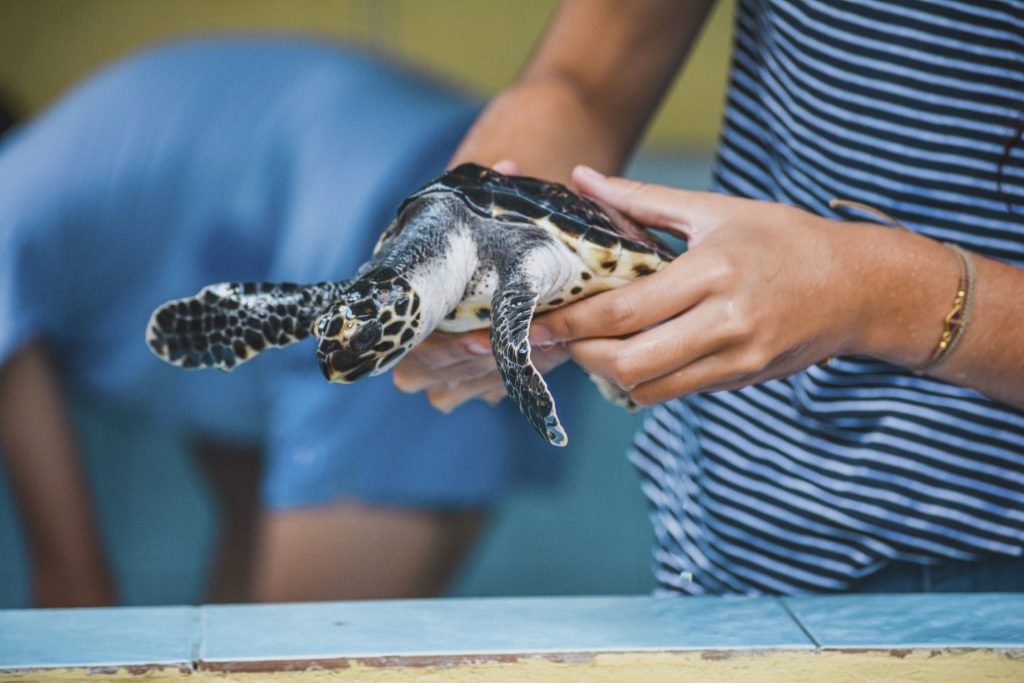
[633,0,1024,595]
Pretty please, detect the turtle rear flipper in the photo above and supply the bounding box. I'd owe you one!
[147,281,345,371]
[489,265,567,446]
[590,374,638,412]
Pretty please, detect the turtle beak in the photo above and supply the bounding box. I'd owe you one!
[316,339,379,383]
[318,350,373,383]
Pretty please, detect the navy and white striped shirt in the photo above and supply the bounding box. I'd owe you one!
[634,0,1024,595]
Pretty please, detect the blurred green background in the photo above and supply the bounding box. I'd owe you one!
[0,0,734,149]
[0,0,731,606]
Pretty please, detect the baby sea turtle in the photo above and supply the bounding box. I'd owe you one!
[147,163,674,445]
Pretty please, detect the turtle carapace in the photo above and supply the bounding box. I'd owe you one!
[147,163,674,445]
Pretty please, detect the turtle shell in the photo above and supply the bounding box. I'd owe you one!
[401,163,675,262]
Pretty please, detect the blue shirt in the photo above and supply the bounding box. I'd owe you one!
[0,38,563,508]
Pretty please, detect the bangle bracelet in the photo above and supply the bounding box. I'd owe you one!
[914,243,977,375]
[827,199,977,376]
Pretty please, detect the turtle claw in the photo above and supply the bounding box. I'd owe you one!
[544,415,568,446]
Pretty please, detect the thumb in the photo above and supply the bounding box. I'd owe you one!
[492,159,520,175]
[572,165,705,239]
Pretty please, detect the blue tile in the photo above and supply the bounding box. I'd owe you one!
[0,606,198,670]
[784,593,1024,649]
[200,595,812,663]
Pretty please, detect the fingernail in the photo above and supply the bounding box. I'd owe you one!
[529,324,555,348]
[465,340,490,355]
[574,165,606,183]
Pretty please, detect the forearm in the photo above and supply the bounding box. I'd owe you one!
[452,0,715,181]
[843,223,1024,409]
[0,342,115,606]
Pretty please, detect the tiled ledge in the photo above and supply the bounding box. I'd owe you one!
[1,595,1022,680]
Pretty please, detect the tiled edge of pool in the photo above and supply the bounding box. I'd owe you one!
[1,594,1022,679]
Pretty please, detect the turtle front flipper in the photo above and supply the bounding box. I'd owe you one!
[489,267,567,446]
[147,281,346,371]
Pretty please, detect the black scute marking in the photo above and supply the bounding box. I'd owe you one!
[580,224,620,248]
[547,211,586,237]
[402,163,672,261]
[147,280,348,372]
[496,194,549,220]
[490,266,567,446]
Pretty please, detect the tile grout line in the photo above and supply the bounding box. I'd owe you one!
[779,599,821,649]
[187,606,204,671]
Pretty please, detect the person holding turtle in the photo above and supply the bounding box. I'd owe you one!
[393,0,1024,593]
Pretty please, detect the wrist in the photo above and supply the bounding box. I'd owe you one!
[840,222,961,368]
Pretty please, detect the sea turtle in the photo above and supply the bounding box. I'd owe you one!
[147,163,674,445]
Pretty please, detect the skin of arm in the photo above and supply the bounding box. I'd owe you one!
[451,0,714,181]
[0,342,117,606]
[392,0,716,408]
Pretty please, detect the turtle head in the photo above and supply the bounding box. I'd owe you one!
[313,270,421,383]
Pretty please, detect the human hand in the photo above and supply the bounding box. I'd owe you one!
[534,166,877,406]
[391,329,571,412]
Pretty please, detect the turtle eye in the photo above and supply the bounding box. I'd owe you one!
[351,320,382,353]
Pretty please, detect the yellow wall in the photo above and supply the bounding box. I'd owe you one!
[0,0,734,149]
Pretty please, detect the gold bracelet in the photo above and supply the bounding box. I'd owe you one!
[826,199,977,376]
[914,243,977,375]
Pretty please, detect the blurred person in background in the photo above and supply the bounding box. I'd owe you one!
[395,0,1024,594]
[0,37,557,607]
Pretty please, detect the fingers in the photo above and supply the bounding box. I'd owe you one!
[626,344,802,406]
[608,330,817,407]
[405,329,491,369]
[393,352,501,393]
[481,389,506,406]
[565,300,741,390]
[492,159,520,175]
[392,329,491,393]
[627,352,748,406]
[427,370,507,413]
[425,345,570,413]
[571,165,720,241]
[533,251,717,343]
